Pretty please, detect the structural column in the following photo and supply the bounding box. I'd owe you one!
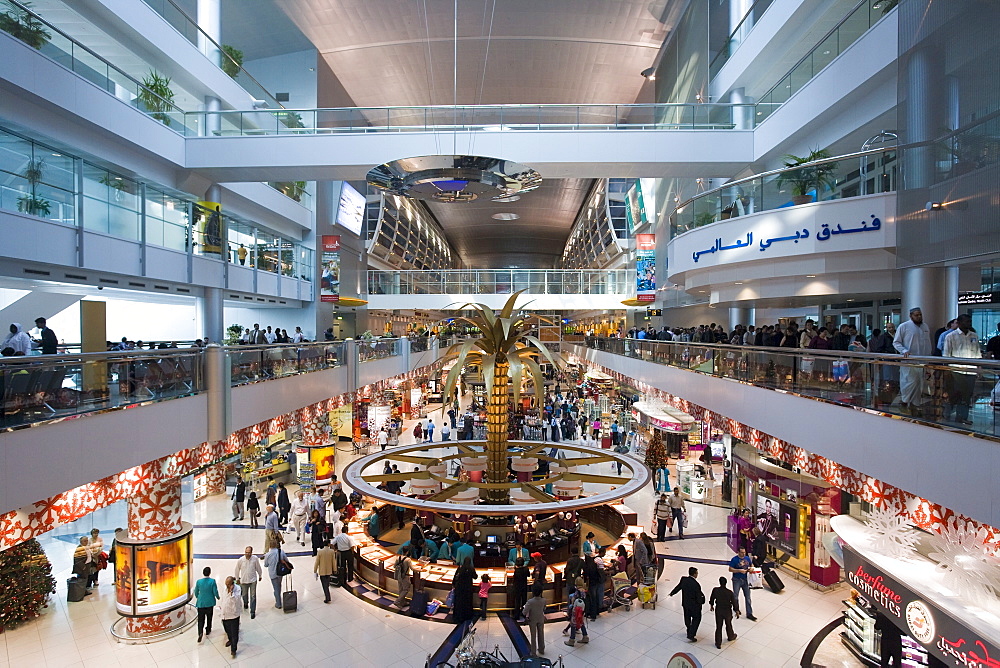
[200,287,224,345]
[901,266,959,333]
[728,306,754,333]
[123,478,189,635]
[205,464,227,495]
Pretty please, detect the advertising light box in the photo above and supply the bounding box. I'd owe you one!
[114,524,193,617]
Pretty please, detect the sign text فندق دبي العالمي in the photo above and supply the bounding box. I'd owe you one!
[692,215,882,263]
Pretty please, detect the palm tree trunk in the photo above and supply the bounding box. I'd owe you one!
[485,360,510,503]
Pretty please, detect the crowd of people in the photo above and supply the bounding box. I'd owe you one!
[1,317,58,357]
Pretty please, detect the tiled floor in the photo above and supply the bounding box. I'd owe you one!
[0,411,858,668]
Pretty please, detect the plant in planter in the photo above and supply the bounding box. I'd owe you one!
[0,1,51,49]
[138,70,176,125]
[277,111,304,130]
[279,181,307,202]
[694,211,717,228]
[220,44,243,78]
[225,323,244,345]
[775,148,838,204]
[98,172,131,201]
[16,158,50,217]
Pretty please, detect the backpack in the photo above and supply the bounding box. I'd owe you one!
[395,555,409,580]
[571,598,585,628]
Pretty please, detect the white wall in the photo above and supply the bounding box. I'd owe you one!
[41,298,199,344]
[224,305,316,341]
[242,50,318,109]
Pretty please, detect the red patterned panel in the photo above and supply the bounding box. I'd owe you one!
[126,608,186,635]
[127,480,182,541]
[205,464,226,495]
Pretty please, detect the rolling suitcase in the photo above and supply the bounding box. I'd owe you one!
[408,589,429,617]
[67,577,86,602]
[763,570,784,593]
[282,575,298,612]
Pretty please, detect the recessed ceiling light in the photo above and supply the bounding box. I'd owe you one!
[494,195,521,203]
[806,274,816,278]
[698,290,706,293]
[847,299,854,302]
[491,213,519,220]
[734,282,743,285]
[51,153,62,157]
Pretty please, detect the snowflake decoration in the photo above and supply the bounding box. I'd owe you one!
[865,502,920,560]
[927,519,1000,607]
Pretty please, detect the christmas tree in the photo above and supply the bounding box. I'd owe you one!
[644,429,669,470]
[0,539,56,632]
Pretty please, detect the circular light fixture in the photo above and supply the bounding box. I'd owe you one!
[491,212,520,220]
[367,155,542,203]
[494,195,521,203]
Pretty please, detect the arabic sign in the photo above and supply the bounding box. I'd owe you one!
[668,195,894,277]
[320,235,340,303]
[691,215,882,263]
[842,544,1000,667]
[636,234,656,303]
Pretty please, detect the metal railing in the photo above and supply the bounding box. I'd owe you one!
[357,338,402,362]
[182,103,756,137]
[0,348,204,429]
[0,0,194,133]
[755,0,893,124]
[368,269,633,296]
[670,146,897,235]
[569,336,1000,441]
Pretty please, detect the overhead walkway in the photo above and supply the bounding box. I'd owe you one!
[565,336,1000,530]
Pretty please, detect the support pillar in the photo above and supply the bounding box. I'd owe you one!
[729,88,752,131]
[200,287,224,345]
[196,0,221,62]
[901,266,959,334]
[123,478,190,635]
[205,464,227,495]
[728,306,753,333]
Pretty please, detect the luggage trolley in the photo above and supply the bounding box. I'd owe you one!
[638,566,657,610]
[610,572,637,612]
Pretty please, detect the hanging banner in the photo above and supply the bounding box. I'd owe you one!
[196,201,223,256]
[636,234,656,303]
[320,235,341,303]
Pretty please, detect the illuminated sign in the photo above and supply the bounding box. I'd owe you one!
[320,235,341,303]
[336,182,366,236]
[754,492,805,557]
[842,545,1000,666]
[636,234,656,303]
[115,525,192,617]
[958,291,995,305]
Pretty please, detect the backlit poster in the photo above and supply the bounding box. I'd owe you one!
[755,493,800,557]
[636,234,656,303]
[114,526,193,616]
[320,235,341,303]
[196,201,223,256]
[336,183,366,236]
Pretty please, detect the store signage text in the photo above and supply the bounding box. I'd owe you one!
[958,291,995,305]
[848,563,902,617]
[692,215,882,263]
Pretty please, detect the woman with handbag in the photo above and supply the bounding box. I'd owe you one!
[308,510,327,557]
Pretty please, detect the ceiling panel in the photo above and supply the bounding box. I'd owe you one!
[425,178,591,269]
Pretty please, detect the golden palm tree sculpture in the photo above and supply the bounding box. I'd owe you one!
[440,291,560,504]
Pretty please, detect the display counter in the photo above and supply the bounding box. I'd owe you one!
[351,501,642,611]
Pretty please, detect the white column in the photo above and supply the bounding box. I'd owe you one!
[901,266,959,334]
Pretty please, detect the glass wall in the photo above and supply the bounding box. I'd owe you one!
[561,181,624,269]
[0,128,76,224]
[81,164,140,240]
[366,194,454,271]
[145,187,190,251]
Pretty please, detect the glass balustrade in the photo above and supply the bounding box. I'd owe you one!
[0,349,204,429]
[569,336,1000,440]
[671,147,897,235]
[357,338,402,362]
[227,342,346,386]
[185,103,757,137]
[367,270,632,295]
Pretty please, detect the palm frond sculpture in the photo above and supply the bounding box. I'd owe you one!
[440,291,560,503]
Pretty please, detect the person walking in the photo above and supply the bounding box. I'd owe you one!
[564,580,589,646]
[425,418,435,443]
[290,491,310,546]
[334,528,357,586]
[234,546,262,619]
[194,566,219,642]
[668,486,686,538]
[629,532,649,583]
[522,585,547,657]
[276,483,291,526]
[729,546,758,621]
[893,307,933,416]
[262,545,285,609]
[709,575,739,649]
[263,504,283,552]
[942,313,982,425]
[246,491,260,528]
[314,540,336,603]
[308,510,328,557]
[669,567,705,642]
[219,576,242,658]
[654,493,671,541]
[478,573,492,619]
[231,475,246,521]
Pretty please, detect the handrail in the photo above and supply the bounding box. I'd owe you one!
[708,0,776,78]
[2,0,185,119]
[672,146,896,215]
[139,0,284,110]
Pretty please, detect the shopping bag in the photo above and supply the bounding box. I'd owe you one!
[832,360,849,383]
[445,588,455,608]
[426,599,442,615]
[682,510,689,528]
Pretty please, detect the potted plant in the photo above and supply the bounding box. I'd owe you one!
[225,324,244,345]
[98,172,131,201]
[694,211,716,228]
[278,181,307,202]
[277,111,304,130]
[138,70,176,125]
[0,1,51,49]
[16,158,50,217]
[775,148,838,204]
[220,44,243,78]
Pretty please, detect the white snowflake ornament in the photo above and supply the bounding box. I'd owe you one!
[865,502,920,560]
[927,519,1000,607]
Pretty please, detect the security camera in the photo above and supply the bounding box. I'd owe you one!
[98,286,104,290]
